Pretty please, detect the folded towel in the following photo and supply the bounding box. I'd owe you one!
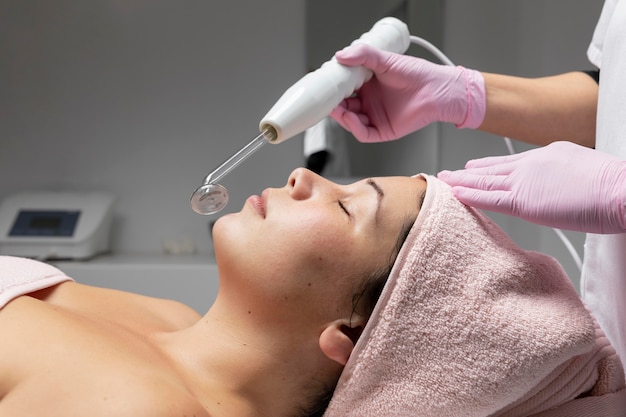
[324,175,626,417]
[0,255,73,309]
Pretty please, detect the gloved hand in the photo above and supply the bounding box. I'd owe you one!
[438,141,626,234]
[329,44,486,143]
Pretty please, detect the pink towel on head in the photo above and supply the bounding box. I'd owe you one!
[324,175,626,417]
[0,255,73,309]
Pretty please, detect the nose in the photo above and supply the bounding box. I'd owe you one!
[287,168,321,200]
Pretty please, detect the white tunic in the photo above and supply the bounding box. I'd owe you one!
[584,0,626,369]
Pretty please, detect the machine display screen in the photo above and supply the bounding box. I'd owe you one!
[9,210,81,237]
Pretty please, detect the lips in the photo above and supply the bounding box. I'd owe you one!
[247,192,266,218]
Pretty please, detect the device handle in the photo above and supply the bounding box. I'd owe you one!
[260,17,410,143]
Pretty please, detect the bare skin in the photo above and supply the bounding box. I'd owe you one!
[0,282,209,417]
[479,71,598,147]
[0,280,341,417]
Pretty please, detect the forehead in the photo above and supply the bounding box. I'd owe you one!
[371,175,427,208]
[363,175,427,232]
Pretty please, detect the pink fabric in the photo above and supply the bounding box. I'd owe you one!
[0,255,73,309]
[324,175,626,417]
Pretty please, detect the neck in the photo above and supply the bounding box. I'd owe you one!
[156,298,340,417]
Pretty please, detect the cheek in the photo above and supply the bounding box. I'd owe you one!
[287,214,353,261]
[266,216,362,297]
[213,211,379,318]
[211,214,242,258]
[213,208,367,283]
[272,208,388,281]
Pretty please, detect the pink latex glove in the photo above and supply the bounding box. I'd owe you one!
[438,141,626,234]
[329,44,486,143]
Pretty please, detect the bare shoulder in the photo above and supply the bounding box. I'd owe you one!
[0,372,211,417]
[29,281,202,330]
[87,383,212,417]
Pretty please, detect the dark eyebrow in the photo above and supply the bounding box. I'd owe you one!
[366,178,384,223]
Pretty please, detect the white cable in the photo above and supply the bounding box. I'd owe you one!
[503,136,516,155]
[409,35,583,273]
[552,228,583,271]
[409,35,454,66]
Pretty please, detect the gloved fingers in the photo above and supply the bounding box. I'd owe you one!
[438,170,510,191]
[464,152,524,169]
[329,106,347,124]
[335,43,390,73]
[331,107,382,143]
[330,103,370,128]
[449,187,513,212]
[439,160,518,182]
[462,161,519,176]
[333,97,376,128]
[329,107,356,134]
[339,96,364,114]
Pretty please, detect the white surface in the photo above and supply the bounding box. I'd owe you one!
[52,253,219,314]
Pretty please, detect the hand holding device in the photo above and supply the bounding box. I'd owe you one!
[329,44,486,143]
[260,17,410,144]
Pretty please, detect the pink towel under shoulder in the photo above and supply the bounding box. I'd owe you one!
[0,255,73,309]
[324,175,626,417]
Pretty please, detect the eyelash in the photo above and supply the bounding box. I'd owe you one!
[338,200,350,216]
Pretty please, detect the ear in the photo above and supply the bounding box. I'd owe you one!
[319,317,366,366]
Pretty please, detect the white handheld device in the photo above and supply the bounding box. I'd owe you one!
[260,16,410,144]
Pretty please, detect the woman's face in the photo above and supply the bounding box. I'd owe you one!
[213,168,426,323]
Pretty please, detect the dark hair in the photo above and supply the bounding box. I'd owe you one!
[348,216,415,326]
[298,214,418,417]
[295,380,335,417]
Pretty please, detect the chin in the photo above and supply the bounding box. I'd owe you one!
[211,214,253,269]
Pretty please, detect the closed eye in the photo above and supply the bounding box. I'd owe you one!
[338,200,350,216]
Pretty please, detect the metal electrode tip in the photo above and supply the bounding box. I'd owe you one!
[261,125,278,143]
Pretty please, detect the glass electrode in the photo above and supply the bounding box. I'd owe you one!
[190,127,277,215]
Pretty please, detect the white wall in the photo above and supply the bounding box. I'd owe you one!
[440,0,605,287]
[0,0,305,256]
